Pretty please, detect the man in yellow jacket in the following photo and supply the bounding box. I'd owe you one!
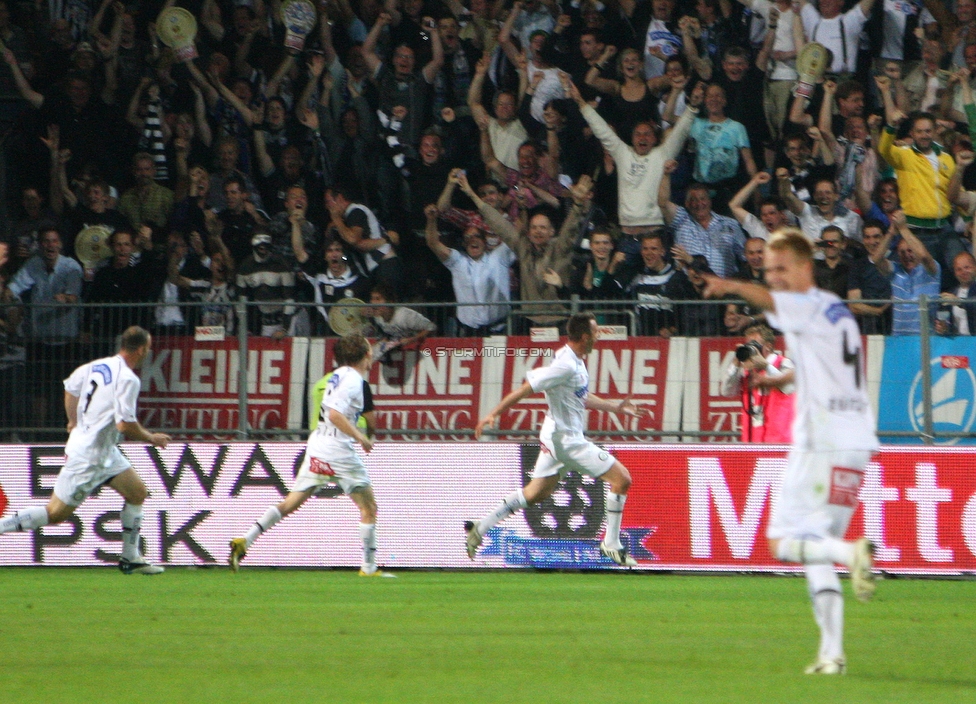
[878,111,959,284]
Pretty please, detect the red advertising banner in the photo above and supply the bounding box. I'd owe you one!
[138,337,304,434]
[0,443,973,574]
[615,445,976,574]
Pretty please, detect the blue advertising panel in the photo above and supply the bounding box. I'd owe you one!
[878,336,976,445]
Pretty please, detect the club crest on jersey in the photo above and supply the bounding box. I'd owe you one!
[824,302,854,324]
[92,363,112,384]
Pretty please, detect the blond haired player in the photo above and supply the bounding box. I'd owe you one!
[229,334,393,577]
[469,312,649,567]
[0,326,171,574]
[703,228,878,675]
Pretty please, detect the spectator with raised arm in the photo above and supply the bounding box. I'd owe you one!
[659,159,746,278]
[878,100,959,283]
[610,230,688,337]
[424,199,515,336]
[797,0,877,80]
[689,82,758,213]
[729,171,789,241]
[876,210,940,336]
[570,76,704,262]
[847,219,892,335]
[468,175,589,332]
[468,55,527,172]
[777,170,862,244]
[363,12,444,159]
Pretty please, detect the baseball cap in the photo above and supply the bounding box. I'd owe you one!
[251,233,272,247]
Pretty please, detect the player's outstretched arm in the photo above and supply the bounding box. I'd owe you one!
[585,394,649,418]
[701,274,776,313]
[474,381,535,439]
[117,421,171,448]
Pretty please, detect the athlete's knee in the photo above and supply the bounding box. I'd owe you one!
[613,470,632,494]
[44,502,71,524]
[124,484,148,505]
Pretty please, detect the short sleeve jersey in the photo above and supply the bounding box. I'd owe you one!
[525,345,588,436]
[63,355,140,460]
[766,288,878,452]
[309,366,365,451]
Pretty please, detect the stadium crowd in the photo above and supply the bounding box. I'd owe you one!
[1,0,976,348]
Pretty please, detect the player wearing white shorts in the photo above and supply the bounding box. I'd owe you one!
[228,334,393,577]
[704,228,879,676]
[469,312,649,566]
[0,326,172,574]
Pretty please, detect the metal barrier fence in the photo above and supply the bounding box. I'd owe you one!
[0,296,968,443]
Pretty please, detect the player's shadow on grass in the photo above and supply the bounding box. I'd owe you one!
[856,674,976,688]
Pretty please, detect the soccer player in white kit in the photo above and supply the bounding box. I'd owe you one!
[0,326,171,574]
[469,312,649,566]
[228,334,394,577]
[703,229,878,675]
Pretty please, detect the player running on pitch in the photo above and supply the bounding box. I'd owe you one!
[703,228,878,675]
[229,334,393,577]
[0,326,171,574]
[468,312,649,566]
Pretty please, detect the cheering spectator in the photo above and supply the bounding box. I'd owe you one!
[424,201,515,336]
[325,186,405,299]
[570,77,703,260]
[876,211,940,336]
[470,177,589,332]
[660,159,746,278]
[689,82,758,212]
[729,171,788,240]
[847,219,893,335]
[778,171,862,244]
[878,100,958,280]
[798,0,876,79]
[611,231,687,337]
[363,12,443,159]
[216,176,270,266]
[293,235,372,336]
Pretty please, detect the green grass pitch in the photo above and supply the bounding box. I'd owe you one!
[0,569,973,703]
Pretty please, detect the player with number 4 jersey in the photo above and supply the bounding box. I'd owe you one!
[0,327,171,574]
[703,228,879,676]
[228,334,394,577]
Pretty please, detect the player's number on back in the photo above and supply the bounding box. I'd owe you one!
[841,331,861,389]
[83,379,99,414]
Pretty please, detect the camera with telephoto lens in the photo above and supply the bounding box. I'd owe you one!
[735,340,764,362]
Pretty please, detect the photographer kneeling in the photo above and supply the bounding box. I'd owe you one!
[721,324,796,443]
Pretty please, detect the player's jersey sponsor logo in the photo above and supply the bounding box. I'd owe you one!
[909,356,976,445]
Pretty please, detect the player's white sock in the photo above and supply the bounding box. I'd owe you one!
[120,502,143,561]
[360,522,377,572]
[777,537,855,566]
[805,564,844,661]
[603,492,627,550]
[245,507,282,548]
[477,489,528,535]
[0,506,49,533]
